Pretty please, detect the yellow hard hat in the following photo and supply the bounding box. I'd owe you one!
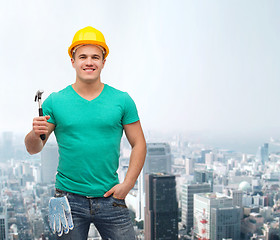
[68,26,109,59]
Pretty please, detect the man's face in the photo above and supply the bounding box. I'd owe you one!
[71,45,106,83]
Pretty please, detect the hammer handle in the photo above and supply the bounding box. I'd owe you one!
[38,108,46,141]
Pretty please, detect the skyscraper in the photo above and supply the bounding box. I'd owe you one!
[200,149,211,164]
[145,173,178,240]
[229,189,243,207]
[0,132,13,162]
[205,152,215,166]
[181,183,211,233]
[193,192,240,240]
[211,207,241,240]
[144,143,171,175]
[194,169,214,191]
[262,143,269,164]
[0,206,8,240]
[41,143,59,184]
[139,143,172,221]
[185,158,194,175]
[256,143,269,165]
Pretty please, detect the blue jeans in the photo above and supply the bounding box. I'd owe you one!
[55,189,136,240]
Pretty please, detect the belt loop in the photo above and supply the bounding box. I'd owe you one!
[86,196,94,199]
[54,189,65,197]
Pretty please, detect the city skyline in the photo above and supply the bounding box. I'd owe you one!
[2,131,280,239]
[2,129,280,155]
[0,1,279,140]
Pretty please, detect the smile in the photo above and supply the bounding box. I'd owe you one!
[83,68,96,72]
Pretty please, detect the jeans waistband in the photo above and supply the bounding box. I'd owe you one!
[55,188,104,199]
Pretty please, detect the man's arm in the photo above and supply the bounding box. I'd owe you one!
[104,120,146,199]
[25,116,55,155]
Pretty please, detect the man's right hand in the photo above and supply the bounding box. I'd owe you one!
[32,116,50,139]
[25,115,54,154]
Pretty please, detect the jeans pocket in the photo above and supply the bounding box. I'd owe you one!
[111,196,127,208]
[112,195,125,200]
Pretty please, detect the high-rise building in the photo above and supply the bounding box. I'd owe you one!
[145,173,178,240]
[185,158,194,175]
[205,152,215,166]
[136,170,144,221]
[256,143,269,165]
[181,183,211,233]
[144,143,172,175]
[229,189,243,207]
[41,143,59,183]
[138,143,172,221]
[32,166,42,183]
[0,132,13,162]
[125,170,145,221]
[32,216,44,238]
[193,192,235,240]
[22,162,33,176]
[194,170,214,191]
[121,143,172,223]
[199,149,211,164]
[0,206,8,240]
[211,207,241,240]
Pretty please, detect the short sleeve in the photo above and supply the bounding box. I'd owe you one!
[42,93,56,125]
[122,93,139,125]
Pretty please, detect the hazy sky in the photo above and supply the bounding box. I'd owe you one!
[1,0,279,142]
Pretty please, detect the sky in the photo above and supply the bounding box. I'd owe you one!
[0,0,280,147]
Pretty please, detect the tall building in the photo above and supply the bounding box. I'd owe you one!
[0,132,13,162]
[144,143,172,175]
[136,170,145,221]
[181,183,211,233]
[125,170,145,221]
[205,152,215,166]
[211,207,241,240]
[137,143,172,221]
[193,192,236,240]
[0,206,8,240]
[185,158,194,175]
[22,162,33,176]
[194,170,214,191]
[32,166,42,183]
[256,143,269,165]
[229,189,243,207]
[41,143,59,184]
[199,149,211,164]
[145,173,178,240]
[32,216,44,238]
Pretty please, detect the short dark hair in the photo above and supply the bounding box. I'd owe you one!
[72,47,105,60]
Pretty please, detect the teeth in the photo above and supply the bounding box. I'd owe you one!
[84,69,94,71]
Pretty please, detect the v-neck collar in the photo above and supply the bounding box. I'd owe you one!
[69,84,107,103]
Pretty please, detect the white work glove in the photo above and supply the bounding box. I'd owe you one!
[48,196,74,237]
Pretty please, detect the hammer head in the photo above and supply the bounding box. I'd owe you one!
[35,89,44,102]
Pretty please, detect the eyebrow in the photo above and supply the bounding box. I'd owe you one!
[78,54,101,58]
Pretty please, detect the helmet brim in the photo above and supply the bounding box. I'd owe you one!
[68,40,109,59]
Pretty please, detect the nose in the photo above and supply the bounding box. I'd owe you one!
[85,57,94,66]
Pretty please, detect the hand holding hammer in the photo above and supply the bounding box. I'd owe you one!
[34,90,46,140]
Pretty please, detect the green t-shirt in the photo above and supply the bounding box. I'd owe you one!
[42,84,139,197]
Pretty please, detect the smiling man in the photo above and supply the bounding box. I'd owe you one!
[25,26,146,240]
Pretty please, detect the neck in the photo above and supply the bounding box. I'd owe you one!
[72,78,104,100]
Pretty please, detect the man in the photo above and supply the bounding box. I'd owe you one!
[25,26,146,240]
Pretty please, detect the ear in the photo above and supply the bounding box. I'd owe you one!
[102,59,106,69]
[71,58,75,68]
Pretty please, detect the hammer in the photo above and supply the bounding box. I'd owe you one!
[34,90,46,140]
